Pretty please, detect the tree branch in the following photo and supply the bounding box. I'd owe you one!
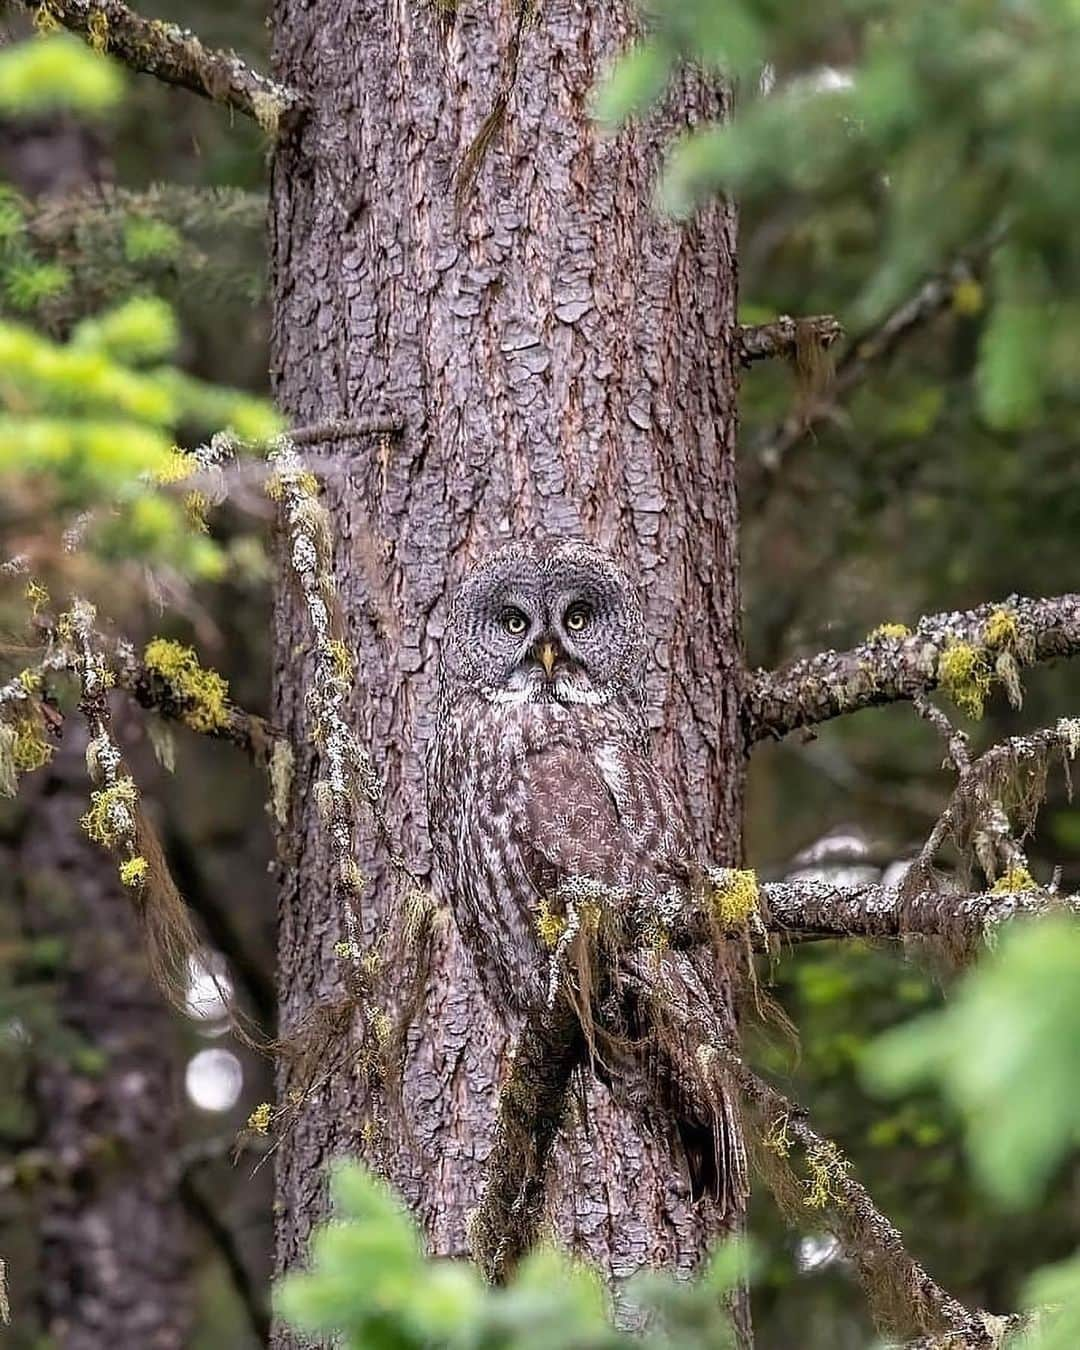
[177,1168,271,1346]
[721,1049,1005,1348]
[16,0,302,130]
[742,255,981,515]
[760,878,1078,946]
[736,315,844,367]
[746,592,1080,741]
[110,645,277,764]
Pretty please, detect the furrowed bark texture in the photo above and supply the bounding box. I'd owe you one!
[11,728,190,1349]
[268,0,743,1335]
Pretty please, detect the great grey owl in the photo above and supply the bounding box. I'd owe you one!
[426,540,745,1209]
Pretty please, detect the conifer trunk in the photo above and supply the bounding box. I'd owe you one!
[268,0,746,1340]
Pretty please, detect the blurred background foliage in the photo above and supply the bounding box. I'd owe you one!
[0,0,1077,1345]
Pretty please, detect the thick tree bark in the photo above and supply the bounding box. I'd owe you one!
[9,728,191,1349]
[268,0,744,1337]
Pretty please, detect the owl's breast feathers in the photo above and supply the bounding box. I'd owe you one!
[427,692,696,1012]
[427,690,742,1207]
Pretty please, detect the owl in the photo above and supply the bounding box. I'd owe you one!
[426,540,745,1209]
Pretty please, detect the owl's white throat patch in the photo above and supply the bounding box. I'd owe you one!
[480,668,614,707]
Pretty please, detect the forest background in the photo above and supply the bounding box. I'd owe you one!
[0,2,1078,1347]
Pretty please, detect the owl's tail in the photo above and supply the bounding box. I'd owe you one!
[620,947,750,1215]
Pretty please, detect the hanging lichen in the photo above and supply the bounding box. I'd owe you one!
[803,1139,850,1209]
[268,737,294,828]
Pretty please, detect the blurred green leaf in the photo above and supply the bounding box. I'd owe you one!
[0,34,124,115]
[864,919,1080,1208]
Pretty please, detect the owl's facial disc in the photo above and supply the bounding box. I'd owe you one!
[442,541,647,709]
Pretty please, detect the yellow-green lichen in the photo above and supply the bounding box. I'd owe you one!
[33,3,59,35]
[183,489,210,533]
[81,777,138,847]
[984,608,1019,650]
[339,857,365,895]
[764,1114,792,1159]
[143,638,229,733]
[991,865,1038,894]
[265,468,319,501]
[709,868,760,928]
[334,940,359,959]
[249,89,286,137]
[402,886,435,945]
[268,737,294,828]
[803,1139,849,1209]
[0,724,18,797]
[247,1101,272,1135]
[951,276,984,316]
[9,705,54,773]
[24,579,49,615]
[367,1006,392,1052]
[119,855,148,887]
[327,638,355,681]
[87,8,109,53]
[17,668,42,695]
[937,640,992,719]
[154,449,197,485]
[536,898,566,948]
[868,622,911,641]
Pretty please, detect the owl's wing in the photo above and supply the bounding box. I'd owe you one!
[518,740,745,1210]
[517,739,695,908]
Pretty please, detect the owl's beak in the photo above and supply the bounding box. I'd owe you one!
[533,638,561,679]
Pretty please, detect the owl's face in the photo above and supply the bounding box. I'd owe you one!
[439,542,646,707]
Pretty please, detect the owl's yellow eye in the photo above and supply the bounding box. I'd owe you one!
[564,605,592,633]
[501,608,529,637]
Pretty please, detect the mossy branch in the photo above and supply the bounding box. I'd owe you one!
[759,878,1078,951]
[721,1048,1005,1346]
[12,0,302,130]
[112,638,276,762]
[904,718,1079,898]
[65,598,206,1009]
[747,593,1080,741]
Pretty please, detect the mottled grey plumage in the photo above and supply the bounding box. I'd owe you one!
[427,540,745,1208]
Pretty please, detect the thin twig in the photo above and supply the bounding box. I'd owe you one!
[743,254,985,515]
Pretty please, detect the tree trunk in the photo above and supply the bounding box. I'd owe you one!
[268,0,744,1337]
[9,727,191,1349]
